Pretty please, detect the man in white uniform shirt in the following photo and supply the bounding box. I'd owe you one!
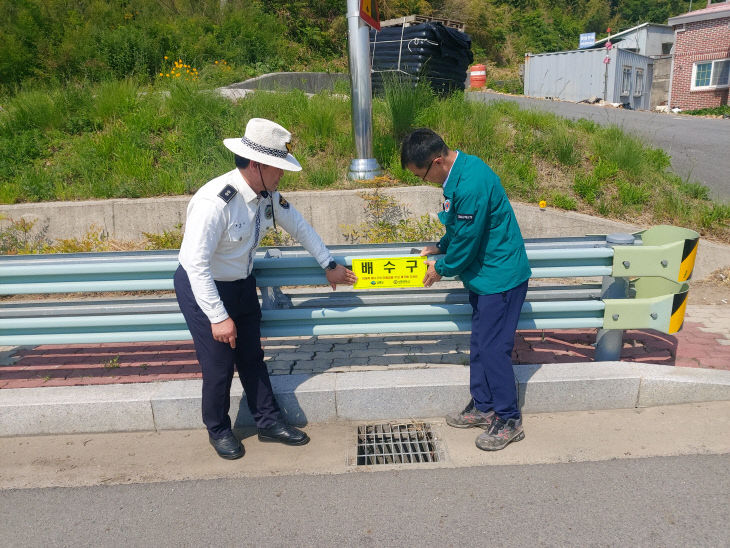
[175,118,357,460]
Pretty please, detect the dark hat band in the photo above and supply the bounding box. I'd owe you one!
[241,136,288,159]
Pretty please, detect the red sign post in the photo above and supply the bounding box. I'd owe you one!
[359,0,380,31]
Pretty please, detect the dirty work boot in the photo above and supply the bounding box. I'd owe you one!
[475,416,525,451]
[445,399,495,429]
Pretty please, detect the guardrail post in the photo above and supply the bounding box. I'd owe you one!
[259,249,291,310]
[595,233,636,361]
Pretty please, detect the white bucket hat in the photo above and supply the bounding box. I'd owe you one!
[223,118,302,171]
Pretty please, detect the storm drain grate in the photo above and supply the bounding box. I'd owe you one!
[356,422,440,466]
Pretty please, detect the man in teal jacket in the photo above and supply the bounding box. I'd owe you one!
[401,128,531,451]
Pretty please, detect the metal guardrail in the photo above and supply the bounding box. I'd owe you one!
[0,227,699,360]
[0,238,616,294]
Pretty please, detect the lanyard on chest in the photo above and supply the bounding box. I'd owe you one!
[258,165,277,231]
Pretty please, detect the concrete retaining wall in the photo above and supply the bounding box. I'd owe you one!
[225,72,349,94]
[1,186,727,280]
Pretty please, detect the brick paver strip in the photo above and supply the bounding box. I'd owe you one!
[2,311,728,389]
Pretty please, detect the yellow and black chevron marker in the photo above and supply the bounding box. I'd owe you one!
[669,289,689,334]
[678,236,698,282]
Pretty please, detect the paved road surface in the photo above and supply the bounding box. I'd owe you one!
[467,91,730,202]
[2,403,729,546]
[1,454,728,547]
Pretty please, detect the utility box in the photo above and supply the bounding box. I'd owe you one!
[524,47,654,110]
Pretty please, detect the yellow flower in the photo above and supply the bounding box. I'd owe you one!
[159,73,163,77]
[539,200,547,209]
[215,60,219,64]
[164,56,168,60]
[166,73,170,77]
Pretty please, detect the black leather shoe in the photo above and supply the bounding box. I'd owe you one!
[209,433,244,459]
[257,421,310,446]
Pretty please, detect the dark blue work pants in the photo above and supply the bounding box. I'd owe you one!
[174,265,280,438]
[468,279,528,421]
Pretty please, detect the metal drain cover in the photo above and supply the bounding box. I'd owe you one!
[356,422,440,466]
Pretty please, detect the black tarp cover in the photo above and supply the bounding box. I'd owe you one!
[370,22,474,95]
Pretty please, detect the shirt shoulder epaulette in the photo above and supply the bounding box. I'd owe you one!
[217,184,237,203]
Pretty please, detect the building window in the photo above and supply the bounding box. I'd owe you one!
[621,66,632,96]
[692,59,730,90]
[662,42,673,55]
[634,69,644,96]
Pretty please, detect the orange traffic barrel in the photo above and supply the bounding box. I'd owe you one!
[469,64,486,88]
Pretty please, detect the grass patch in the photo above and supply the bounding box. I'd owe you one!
[684,105,730,117]
[551,192,577,211]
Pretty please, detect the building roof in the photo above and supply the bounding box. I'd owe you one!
[668,1,730,26]
[525,47,652,62]
[592,22,671,48]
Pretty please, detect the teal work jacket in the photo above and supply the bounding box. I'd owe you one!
[434,152,531,295]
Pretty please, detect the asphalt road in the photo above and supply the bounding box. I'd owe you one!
[466,92,730,202]
[2,454,728,547]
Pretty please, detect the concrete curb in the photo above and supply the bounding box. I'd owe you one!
[2,362,729,436]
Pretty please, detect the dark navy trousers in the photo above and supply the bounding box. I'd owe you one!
[174,265,280,438]
[468,279,528,421]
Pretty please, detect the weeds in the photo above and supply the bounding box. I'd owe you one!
[684,105,730,117]
[573,173,601,204]
[103,356,121,369]
[0,215,50,254]
[382,72,436,140]
[143,224,183,250]
[341,190,443,244]
[260,229,294,247]
[551,192,577,211]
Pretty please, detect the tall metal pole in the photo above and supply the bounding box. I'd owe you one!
[346,0,383,180]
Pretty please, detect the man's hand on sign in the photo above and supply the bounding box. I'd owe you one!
[212,317,237,349]
[423,260,442,287]
[326,264,358,290]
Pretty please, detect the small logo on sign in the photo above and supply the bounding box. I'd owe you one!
[443,199,451,212]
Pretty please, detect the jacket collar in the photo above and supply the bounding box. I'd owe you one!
[443,150,466,195]
[231,169,259,203]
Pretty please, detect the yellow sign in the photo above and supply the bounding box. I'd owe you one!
[352,257,426,289]
[359,0,380,30]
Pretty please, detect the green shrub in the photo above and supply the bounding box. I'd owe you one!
[573,173,601,204]
[0,215,50,254]
[382,73,435,140]
[592,126,645,178]
[547,127,580,166]
[643,148,671,172]
[684,105,730,116]
[551,192,577,211]
[306,159,339,188]
[617,179,651,206]
[341,191,443,244]
[592,158,619,181]
[143,224,183,249]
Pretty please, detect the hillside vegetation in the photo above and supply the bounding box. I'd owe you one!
[1,0,727,246]
[1,0,697,94]
[1,79,728,242]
